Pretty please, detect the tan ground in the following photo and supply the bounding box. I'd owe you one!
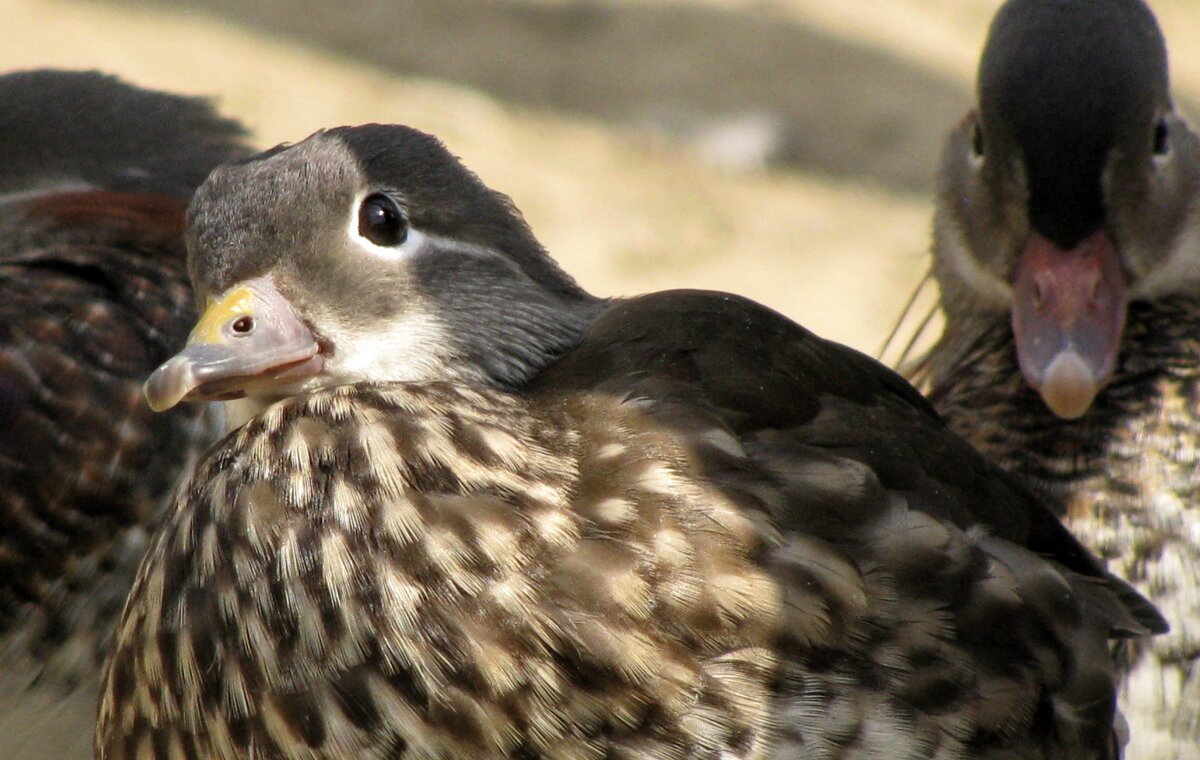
[3,0,1195,356]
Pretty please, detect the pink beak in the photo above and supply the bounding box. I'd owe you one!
[1011,230,1127,420]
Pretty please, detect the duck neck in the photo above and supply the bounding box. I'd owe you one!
[481,289,608,392]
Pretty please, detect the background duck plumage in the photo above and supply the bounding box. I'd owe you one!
[0,69,250,760]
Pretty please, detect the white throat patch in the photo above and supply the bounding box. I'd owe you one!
[321,308,457,386]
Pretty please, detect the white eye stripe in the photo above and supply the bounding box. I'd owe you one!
[345,195,500,262]
[423,234,501,259]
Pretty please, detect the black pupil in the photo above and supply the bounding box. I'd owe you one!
[358,194,407,246]
[1153,121,1169,155]
[231,316,254,334]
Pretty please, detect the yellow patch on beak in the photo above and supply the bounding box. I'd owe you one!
[143,275,322,413]
[187,286,257,346]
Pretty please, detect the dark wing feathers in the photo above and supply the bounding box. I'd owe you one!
[535,290,1149,591]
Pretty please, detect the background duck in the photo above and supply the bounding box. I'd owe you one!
[896,1,1200,757]
[0,69,249,759]
[100,123,1163,759]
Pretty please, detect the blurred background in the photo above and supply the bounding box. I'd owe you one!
[4,0,1197,355]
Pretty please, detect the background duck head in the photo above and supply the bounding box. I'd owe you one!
[931,0,1200,419]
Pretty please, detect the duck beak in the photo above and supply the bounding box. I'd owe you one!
[144,276,324,412]
[1011,230,1127,420]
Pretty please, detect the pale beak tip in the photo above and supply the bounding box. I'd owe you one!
[1038,350,1100,420]
[143,356,196,413]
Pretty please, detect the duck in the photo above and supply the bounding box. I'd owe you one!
[98,122,1165,759]
[0,69,249,760]
[894,0,1200,757]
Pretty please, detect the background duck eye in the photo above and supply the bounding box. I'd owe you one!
[1153,120,1170,156]
[970,122,984,159]
[358,193,407,246]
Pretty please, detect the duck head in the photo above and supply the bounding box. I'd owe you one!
[145,126,601,428]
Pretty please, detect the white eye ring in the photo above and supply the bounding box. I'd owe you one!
[967,123,985,170]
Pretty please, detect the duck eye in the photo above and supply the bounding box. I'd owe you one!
[230,316,255,335]
[970,122,984,159]
[358,193,407,247]
[1153,119,1170,156]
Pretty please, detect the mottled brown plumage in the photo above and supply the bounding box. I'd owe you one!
[0,70,249,759]
[99,124,1163,759]
[896,1,1200,757]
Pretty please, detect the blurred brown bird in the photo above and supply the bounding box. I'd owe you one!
[0,69,249,760]
[98,123,1163,759]
[893,1,1200,757]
